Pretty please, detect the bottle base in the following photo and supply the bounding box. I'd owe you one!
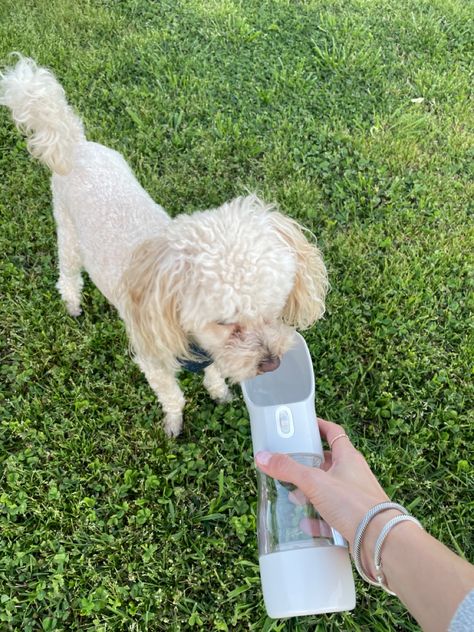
[259,546,356,619]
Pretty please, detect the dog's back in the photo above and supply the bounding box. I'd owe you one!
[53,140,169,302]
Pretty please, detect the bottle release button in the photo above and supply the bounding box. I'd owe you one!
[276,407,294,437]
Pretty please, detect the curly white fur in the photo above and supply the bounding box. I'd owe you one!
[1,56,328,437]
[0,55,84,174]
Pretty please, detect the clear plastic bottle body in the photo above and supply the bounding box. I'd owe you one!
[257,453,346,556]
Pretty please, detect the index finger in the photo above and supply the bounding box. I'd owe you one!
[317,418,355,454]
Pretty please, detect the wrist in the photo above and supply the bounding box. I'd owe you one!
[361,509,403,578]
[375,519,426,587]
[362,513,424,593]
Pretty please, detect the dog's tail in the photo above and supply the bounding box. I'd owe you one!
[0,55,85,175]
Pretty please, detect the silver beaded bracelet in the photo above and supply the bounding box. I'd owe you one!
[374,514,423,595]
[353,502,410,586]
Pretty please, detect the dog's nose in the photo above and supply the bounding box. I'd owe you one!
[258,356,281,373]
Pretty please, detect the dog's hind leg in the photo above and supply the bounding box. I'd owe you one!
[204,364,232,403]
[53,194,83,317]
[137,357,185,437]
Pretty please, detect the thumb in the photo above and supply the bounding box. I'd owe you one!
[255,451,324,498]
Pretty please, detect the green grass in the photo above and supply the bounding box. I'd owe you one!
[0,0,473,630]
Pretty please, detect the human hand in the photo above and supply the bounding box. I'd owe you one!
[255,418,395,575]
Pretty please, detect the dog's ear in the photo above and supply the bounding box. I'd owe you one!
[270,211,328,329]
[120,237,188,366]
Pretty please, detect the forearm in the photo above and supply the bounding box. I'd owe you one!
[363,517,474,632]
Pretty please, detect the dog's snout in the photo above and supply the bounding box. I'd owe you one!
[258,356,281,373]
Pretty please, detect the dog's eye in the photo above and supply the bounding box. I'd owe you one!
[216,320,228,326]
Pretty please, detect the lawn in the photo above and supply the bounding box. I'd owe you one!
[0,0,473,630]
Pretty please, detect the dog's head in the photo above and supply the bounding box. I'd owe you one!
[121,195,328,381]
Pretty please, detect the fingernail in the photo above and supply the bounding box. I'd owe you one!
[255,450,273,466]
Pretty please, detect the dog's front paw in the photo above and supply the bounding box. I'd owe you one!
[206,383,233,404]
[66,302,82,317]
[216,387,233,404]
[164,412,183,438]
[203,366,232,404]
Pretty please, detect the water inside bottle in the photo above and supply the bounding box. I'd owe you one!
[257,454,337,555]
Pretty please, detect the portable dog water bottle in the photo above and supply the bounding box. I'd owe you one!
[241,333,356,618]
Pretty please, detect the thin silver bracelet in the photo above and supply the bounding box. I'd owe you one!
[353,502,409,586]
[374,515,423,595]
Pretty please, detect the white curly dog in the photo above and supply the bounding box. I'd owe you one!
[0,57,328,437]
